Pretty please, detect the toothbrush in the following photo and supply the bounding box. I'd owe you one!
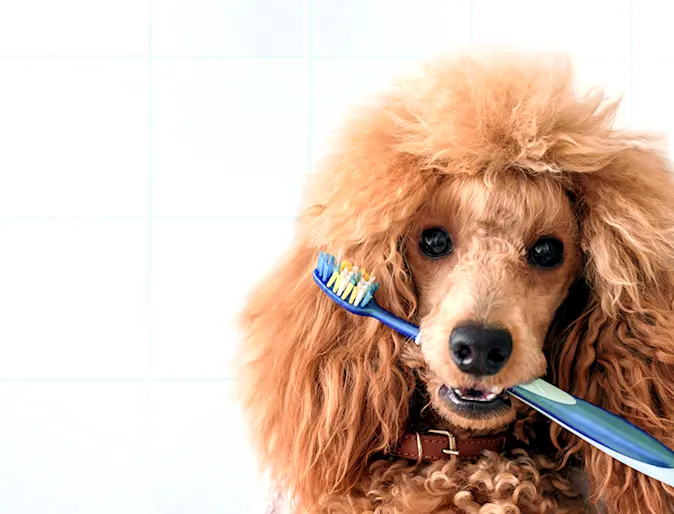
[312,252,674,487]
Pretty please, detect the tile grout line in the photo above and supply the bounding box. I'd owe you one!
[0,55,425,60]
[0,55,147,59]
[305,0,311,189]
[148,0,153,511]
[628,0,634,125]
[153,55,304,59]
[469,0,474,44]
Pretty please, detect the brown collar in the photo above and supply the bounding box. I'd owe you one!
[390,429,509,464]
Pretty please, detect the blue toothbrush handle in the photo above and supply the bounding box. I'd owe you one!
[509,379,674,487]
[367,303,420,341]
[313,267,674,485]
[312,270,421,342]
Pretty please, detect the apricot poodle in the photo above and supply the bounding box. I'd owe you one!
[238,53,674,513]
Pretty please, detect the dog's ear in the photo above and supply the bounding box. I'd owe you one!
[551,142,674,512]
[236,102,429,509]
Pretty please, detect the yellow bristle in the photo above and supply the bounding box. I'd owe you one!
[348,288,358,304]
[326,270,339,288]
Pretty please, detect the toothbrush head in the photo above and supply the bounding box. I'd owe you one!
[313,252,380,316]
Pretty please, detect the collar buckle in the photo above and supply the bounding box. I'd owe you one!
[427,429,459,456]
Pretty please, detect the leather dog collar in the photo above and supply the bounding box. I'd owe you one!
[390,429,508,464]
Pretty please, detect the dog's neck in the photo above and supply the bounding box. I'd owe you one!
[409,394,555,454]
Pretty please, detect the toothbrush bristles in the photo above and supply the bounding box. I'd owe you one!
[316,253,379,307]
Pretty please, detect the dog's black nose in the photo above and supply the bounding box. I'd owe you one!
[449,323,512,376]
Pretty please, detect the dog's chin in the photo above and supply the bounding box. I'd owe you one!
[432,384,516,431]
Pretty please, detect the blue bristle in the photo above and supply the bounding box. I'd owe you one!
[321,254,330,281]
[319,252,327,278]
[318,253,325,279]
[327,254,336,281]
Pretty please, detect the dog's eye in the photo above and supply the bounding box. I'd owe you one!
[528,237,564,268]
[419,227,452,258]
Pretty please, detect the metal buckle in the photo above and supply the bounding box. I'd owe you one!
[414,432,423,465]
[427,429,459,456]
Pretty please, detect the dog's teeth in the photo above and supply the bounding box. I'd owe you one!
[451,386,501,402]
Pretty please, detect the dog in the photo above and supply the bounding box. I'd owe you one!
[238,52,674,513]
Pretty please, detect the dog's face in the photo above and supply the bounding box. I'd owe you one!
[406,173,582,430]
[240,54,674,511]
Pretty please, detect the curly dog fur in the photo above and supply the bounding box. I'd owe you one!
[237,53,674,513]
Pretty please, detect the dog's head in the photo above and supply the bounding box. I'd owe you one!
[238,53,674,511]
[407,172,581,431]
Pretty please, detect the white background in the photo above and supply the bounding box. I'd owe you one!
[0,1,672,513]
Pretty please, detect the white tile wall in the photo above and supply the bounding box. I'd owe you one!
[310,0,471,57]
[0,221,148,378]
[0,0,148,56]
[151,0,304,57]
[150,381,262,514]
[150,219,294,379]
[632,57,674,154]
[573,57,633,128]
[0,1,672,513]
[471,0,632,59]
[632,1,674,59]
[310,58,421,164]
[151,58,307,217]
[0,382,148,514]
[0,59,148,217]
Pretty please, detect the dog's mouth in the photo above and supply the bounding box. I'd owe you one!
[438,384,511,416]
